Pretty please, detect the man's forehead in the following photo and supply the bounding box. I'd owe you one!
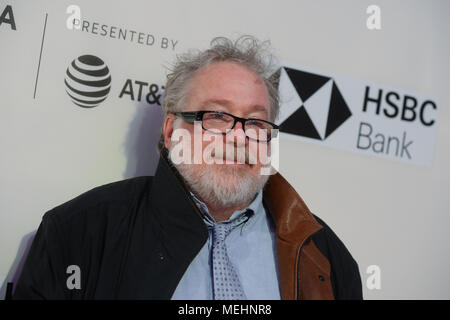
[185,62,271,115]
[199,98,267,112]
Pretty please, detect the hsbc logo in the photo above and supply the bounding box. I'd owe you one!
[276,65,438,167]
[277,67,352,141]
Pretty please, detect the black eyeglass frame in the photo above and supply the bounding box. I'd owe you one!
[171,110,279,142]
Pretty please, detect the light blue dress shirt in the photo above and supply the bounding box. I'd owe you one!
[171,190,281,300]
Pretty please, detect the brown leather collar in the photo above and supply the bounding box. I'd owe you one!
[263,172,333,299]
[263,172,322,242]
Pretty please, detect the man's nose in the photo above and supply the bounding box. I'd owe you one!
[225,120,247,146]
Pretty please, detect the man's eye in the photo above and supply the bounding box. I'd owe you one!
[205,113,230,121]
[247,120,267,128]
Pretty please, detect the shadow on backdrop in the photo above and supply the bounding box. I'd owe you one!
[123,101,164,178]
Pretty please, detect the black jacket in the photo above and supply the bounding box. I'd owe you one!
[13,150,362,299]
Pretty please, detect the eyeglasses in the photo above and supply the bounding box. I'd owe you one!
[171,110,279,142]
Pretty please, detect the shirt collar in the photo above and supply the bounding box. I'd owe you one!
[190,190,263,227]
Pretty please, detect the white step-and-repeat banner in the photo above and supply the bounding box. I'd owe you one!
[1,0,449,299]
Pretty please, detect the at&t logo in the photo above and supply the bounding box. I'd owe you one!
[64,55,112,108]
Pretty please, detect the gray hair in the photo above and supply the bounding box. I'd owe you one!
[158,35,280,151]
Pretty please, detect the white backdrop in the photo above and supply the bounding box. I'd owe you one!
[1,0,449,299]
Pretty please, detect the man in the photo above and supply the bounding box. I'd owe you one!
[13,36,362,300]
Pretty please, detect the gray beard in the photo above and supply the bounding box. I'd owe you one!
[168,152,269,209]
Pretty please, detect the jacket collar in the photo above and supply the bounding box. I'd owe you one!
[151,147,209,244]
[263,172,323,244]
[262,170,324,299]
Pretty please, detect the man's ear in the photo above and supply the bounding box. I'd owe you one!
[163,114,176,149]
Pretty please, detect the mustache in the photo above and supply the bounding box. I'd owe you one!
[208,148,255,164]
